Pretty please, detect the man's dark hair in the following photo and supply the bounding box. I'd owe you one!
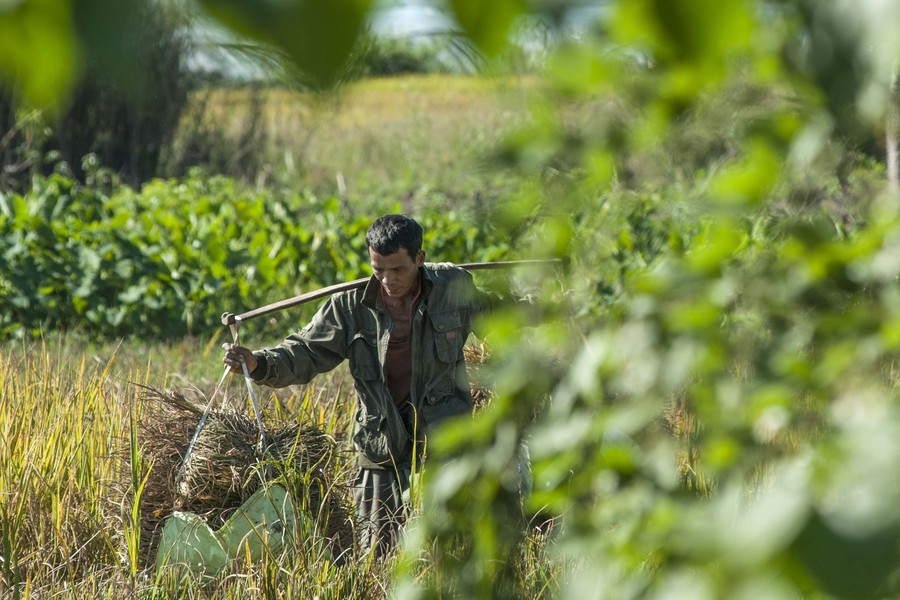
[366,214,423,259]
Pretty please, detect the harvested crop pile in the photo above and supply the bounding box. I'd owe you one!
[136,389,354,565]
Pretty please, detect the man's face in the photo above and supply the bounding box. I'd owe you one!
[369,247,424,299]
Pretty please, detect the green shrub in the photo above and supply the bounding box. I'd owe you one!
[0,171,518,340]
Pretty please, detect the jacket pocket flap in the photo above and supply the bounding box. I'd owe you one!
[356,412,383,429]
[429,312,463,332]
[351,362,381,381]
[425,385,456,404]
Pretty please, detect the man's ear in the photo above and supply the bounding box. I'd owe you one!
[416,250,426,267]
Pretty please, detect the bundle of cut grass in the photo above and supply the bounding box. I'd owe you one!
[136,389,354,565]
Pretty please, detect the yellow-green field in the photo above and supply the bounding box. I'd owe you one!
[0,335,398,598]
[0,334,557,598]
[165,75,545,204]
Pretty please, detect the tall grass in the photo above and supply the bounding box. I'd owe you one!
[0,338,128,595]
[0,335,394,598]
[0,334,566,597]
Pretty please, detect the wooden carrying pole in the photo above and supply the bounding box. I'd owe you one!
[221,259,562,326]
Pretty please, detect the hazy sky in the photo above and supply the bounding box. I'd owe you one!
[369,1,457,37]
[188,1,608,78]
[369,0,608,38]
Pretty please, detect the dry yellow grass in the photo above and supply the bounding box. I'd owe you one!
[0,335,510,597]
[167,75,544,201]
[0,337,386,598]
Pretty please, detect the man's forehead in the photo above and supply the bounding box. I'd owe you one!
[369,248,416,265]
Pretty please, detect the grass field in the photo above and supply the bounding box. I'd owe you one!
[164,75,544,212]
[0,334,395,598]
[0,332,558,598]
[1,74,564,597]
[4,65,894,598]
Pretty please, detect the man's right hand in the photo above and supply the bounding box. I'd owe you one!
[222,343,259,375]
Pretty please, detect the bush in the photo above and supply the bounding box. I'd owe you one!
[0,171,513,339]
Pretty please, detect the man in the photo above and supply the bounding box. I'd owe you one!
[223,214,494,556]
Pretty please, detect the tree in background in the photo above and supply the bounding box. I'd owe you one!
[0,87,41,192]
[0,0,190,190]
[50,0,190,187]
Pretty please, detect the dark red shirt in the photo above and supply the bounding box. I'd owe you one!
[383,283,421,417]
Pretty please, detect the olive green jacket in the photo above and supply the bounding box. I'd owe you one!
[251,263,489,468]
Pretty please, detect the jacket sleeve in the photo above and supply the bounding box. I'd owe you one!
[251,295,350,388]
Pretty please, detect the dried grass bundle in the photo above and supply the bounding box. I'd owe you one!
[136,389,354,564]
[131,347,494,565]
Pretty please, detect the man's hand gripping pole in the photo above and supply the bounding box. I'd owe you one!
[227,315,267,455]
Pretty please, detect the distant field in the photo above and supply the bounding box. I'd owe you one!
[166,75,544,209]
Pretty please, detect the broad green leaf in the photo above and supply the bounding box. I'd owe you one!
[686,221,747,274]
[0,0,79,110]
[199,0,372,88]
[118,283,147,304]
[709,139,782,206]
[448,0,525,57]
[794,512,900,600]
[664,298,720,331]
[614,0,753,69]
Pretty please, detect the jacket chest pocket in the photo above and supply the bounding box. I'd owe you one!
[421,386,471,428]
[348,331,383,413]
[430,312,467,363]
[348,330,379,375]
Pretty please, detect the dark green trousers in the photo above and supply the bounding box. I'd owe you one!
[353,464,412,556]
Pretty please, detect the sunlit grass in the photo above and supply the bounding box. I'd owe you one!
[0,334,561,597]
[0,335,386,598]
[167,74,542,205]
[0,338,128,593]
[0,326,575,599]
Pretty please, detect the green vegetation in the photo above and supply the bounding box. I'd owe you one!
[4,0,900,599]
[0,165,514,339]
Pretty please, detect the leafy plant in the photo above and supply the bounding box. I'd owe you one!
[0,172,514,339]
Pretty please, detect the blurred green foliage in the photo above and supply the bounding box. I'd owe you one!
[0,0,79,110]
[197,0,372,90]
[4,0,900,599]
[386,2,900,600]
[0,0,191,190]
